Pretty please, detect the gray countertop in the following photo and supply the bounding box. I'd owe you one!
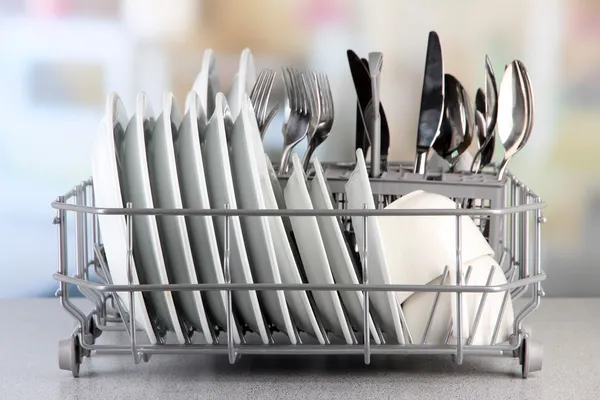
[1,298,598,400]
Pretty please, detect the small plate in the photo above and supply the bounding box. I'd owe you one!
[310,157,381,344]
[147,92,213,344]
[120,92,186,344]
[188,48,219,117]
[91,92,156,344]
[229,94,296,341]
[176,91,242,343]
[285,153,354,344]
[202,92,270,344]
[345,149,404,344]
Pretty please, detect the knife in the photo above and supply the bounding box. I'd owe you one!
[347,50,372,156]
[413,31,445,174]
[346,49,391,172]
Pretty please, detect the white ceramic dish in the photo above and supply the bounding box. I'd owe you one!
[202,93,269,344]
[241,96,324,342]
[91,93,156,344]
[175,91,242,343]
[260,152,325,342]
[379,190,495,304]
[187,48,219,117]
[402,254,514,345]
[310,157,381,344]
[229,95,296,340]
[120,92,186,344]
[226,48,257,120]
[345,149,404,344]
[146,92,213,344]
[285,153,353,344]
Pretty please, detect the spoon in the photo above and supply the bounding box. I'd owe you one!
[469,89,494,173]
[469,109,487,173]
[517,60,534,151]
[496,61,529,180]
[432,74,473,169]
[481,56,499,168]
[484,56,498,135]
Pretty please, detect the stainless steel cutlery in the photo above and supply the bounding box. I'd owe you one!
[432,73,474,170]
[249,68,278,138]
[414,31,445,175]
[368,52,384,177]
[279,67,312,175]
[258,31,533,185]
[302,71,334,172]
[469,56,499,173]
[496,60,531,180]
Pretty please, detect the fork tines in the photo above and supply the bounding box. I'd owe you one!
[250,68,277,135]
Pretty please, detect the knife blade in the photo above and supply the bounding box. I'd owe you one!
[347,50,372,156]
[413,31,445,174]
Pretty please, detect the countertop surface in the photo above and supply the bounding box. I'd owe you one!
[1,297,598,400]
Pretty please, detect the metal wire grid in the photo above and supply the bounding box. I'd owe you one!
[51,167,546,372]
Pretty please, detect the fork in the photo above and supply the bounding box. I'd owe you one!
[302,71,334,172]
[249,68,279,138]
[278,67,312,175]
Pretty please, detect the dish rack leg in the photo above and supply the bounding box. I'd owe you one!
[520,335,543,379]
[58,333,82,378]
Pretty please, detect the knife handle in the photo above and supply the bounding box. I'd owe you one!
[414,152,428,174]
[355,102,364,151]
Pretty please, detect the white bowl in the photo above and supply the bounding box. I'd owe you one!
[379,190,495,304]
[402,254,515,345]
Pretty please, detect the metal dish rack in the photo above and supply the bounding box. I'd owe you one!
[51,162,547,379]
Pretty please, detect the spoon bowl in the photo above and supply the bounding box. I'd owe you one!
[484,55,498,136]
[496,61,529,180]
[517,60,534,151]
[432,74,473,169]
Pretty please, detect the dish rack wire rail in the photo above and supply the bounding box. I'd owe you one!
[51,162,547,379]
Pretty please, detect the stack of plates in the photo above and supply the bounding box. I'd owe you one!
[92,48,514,346]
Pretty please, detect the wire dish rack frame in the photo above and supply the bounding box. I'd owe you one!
[51,162,547,379]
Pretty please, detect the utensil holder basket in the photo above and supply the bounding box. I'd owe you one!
[51,162,546,379]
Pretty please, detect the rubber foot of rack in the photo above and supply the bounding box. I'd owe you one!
[58,334,81,378]
[521,337,543,379]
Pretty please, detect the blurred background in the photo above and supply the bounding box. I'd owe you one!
[0,0,597,298]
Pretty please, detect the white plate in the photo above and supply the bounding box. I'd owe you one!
[402,254,514,345]
[345,149,404,344]
[226,48,257,120]
[188,48,219,118]
[121,92,186,344]
[202,93,269,344]
[309,157,381,344]
[259,153,325,343]
[284,153,353,344]
[146,92,213,344]
[229,95,296,341]
[239,94,322,341]
[176,91,242,344]
[380,190,495,304]
[91,92,156,344]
